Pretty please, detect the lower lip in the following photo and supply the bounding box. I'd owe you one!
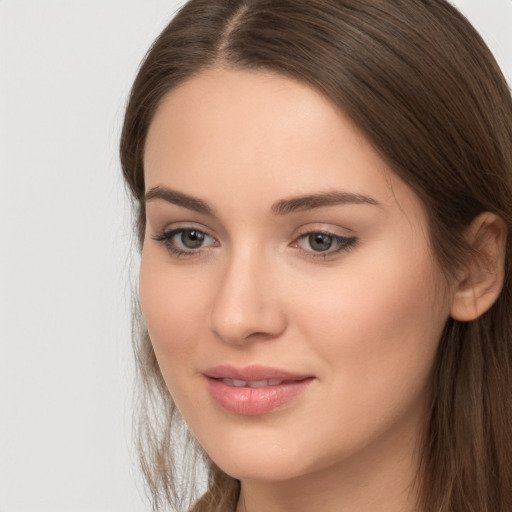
[205,377,313,415]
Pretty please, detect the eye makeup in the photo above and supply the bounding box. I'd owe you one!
[152,226,357,261]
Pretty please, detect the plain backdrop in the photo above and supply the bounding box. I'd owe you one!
[0,1,510,511]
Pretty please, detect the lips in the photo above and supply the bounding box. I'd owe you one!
[203,365,314,415]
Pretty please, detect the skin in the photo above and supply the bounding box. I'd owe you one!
[140,68,457,512]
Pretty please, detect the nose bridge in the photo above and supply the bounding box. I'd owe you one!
[209,242,286,344]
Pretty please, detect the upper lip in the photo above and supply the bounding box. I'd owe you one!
[203,364,313,382]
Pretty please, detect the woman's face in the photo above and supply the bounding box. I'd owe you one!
[140,68,453,483]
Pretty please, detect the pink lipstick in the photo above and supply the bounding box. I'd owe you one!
[203,365,314,415]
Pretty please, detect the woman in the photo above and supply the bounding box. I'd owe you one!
[120,1,512,511]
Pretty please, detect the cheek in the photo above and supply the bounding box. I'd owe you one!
[291,241,449,400]
[138,250,210,386]
[273,247,449,465]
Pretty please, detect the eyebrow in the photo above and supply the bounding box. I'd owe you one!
[271,191,380,214]
[144,186,379,216]
[145,186,214,215]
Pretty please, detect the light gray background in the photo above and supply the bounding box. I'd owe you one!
[0,1,510,511]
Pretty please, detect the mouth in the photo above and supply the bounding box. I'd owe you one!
[203,365,315,415]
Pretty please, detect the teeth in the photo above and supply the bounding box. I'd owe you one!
[220,378,284,387]
[248,380,269,388]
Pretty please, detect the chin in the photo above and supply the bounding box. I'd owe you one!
[199,431,316,483]
[217,456,307,483]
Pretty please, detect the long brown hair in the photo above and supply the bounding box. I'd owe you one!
[120,1,512,510]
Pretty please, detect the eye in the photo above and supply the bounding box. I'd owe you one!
[292,230,357,257]
[152,228,217,256]
[176,229,208,249]
[307,232,336,252]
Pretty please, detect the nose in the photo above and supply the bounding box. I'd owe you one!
[209,248,288,345]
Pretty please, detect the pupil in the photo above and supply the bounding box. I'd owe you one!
[181,230,204,249]
[309,233,333,251]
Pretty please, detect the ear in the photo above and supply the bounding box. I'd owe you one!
[450,212,507,322]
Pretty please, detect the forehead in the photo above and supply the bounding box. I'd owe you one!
[143,68,422,220]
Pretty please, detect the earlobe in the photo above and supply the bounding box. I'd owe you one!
[450,212,507,322]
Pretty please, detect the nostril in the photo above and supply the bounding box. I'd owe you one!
[209,309,287,345]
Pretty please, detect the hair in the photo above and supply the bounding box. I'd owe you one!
[120,1,512,510]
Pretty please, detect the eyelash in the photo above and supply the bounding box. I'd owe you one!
[152,228,357,259]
